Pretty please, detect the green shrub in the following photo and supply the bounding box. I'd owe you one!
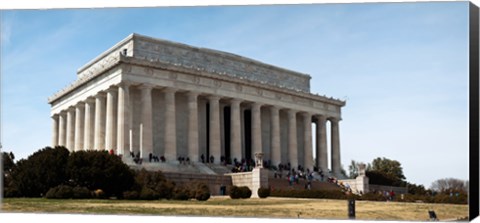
[173,187,191,200]
[239,186,252,199]
[133,169,174,199]
[270,189,346,200]
[193,182,210,201]
[123,190,139,200]
[229,186,242,199]
[4,186,20,198]
[13,146,70,197]
[45,185,74,199]
[72,186,91,199]
[67,150,135,197]
[357,192,385,201]
[228,186,251,199]
[397,193,467,205]
[258,187,270,198]
[139,186,160,200]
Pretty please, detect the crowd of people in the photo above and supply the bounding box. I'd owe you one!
[127,151,330,192]
[130,151,167,164]
[371,189,396,201]
[177,156,191,165]
[230,158,256,173]
[326,176,353,193]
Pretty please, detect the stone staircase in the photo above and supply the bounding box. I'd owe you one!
[202,163,233,175]
[194,162,218,175]
[127,160,236,175]
[128,161,209,174]
[126,161,343,195]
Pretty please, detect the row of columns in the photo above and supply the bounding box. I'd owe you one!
[51,82,341,174]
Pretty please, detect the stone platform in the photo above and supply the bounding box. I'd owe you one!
[127,161,341,196]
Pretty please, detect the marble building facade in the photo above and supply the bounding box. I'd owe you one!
[48,34,346,176]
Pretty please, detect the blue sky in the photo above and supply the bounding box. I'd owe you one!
[1,2,469,188]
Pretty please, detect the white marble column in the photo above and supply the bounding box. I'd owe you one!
[74,103,85,151]
[316,115,328,173]
[105,88,117,152]
[209,95,221,164]
[270,106,281,167]
[58,112,66,147]
[252,103,262,155]
[303,113,313,170]
[52,114,59,146]
[330,117,341,176]
[66,107,75,151]
[288,109,298,170]
[187,91,199,162]
[230,99,242,162]
[94,93,106,150]
[164,88,177,161]
[84,98,95,150]
[117,82,130,156]
[139,84,153,159]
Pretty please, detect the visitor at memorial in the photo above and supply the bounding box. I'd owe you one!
[210,155,214,163]
[389,190,395,201]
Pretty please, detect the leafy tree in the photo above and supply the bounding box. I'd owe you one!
[340,165,347,177]
[67,150,135,197]
[406,182,428,195]
[366,163,372,171]
[11,146,70,197]
[2,152,15,172]
[430,178,467,194]
[366,170,405,186]
[2,151,18,197]
[348,160,359,179]
[371,157,405,182]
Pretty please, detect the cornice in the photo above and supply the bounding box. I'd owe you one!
[49,53,346,107]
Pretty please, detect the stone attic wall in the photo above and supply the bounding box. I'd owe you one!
[132,36,311,93]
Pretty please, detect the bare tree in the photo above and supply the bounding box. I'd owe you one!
[430,178,467,193]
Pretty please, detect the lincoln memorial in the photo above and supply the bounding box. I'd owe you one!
[48,33,346,177]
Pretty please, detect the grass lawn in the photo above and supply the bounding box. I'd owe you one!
[1,196,468,221]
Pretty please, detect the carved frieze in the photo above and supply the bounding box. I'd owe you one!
[214,80,222,87]
[169,72,178,80]
[144,67,153,75]
[235,84,243,92]
[257,88,263,96]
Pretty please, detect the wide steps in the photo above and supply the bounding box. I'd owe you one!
[128,161,207,174]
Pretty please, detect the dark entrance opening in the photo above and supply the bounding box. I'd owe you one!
[244,109,252,161]
[223,106,231,162]
[206,103,210,162]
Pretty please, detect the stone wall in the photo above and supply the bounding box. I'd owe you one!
[227,168,269,198]
[338,175,369,194]
[162,172,232,196]
[132,34,311,93]
[369,184,408,195]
